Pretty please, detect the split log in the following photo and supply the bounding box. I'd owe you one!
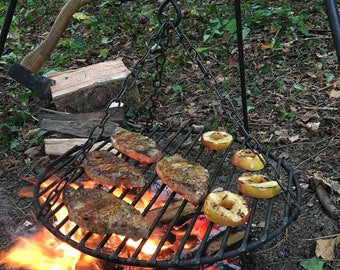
[48,59,140,112]
[38,109,124,137]
[144,200,198,227]
[44,138,113,156]
[204,230,245,256]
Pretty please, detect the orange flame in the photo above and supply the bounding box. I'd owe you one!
[0,174,199,269]
[0,175,100,270]
[0,228,90,270]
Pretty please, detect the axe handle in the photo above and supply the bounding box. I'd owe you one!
[20,0,91,72]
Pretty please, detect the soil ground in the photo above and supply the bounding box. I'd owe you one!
[0,1,339,269]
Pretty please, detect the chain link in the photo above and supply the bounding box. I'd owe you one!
[60,0,268,181]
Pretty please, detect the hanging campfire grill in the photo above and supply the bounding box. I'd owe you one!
[33,0,301,268]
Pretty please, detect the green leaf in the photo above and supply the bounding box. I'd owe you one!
[101,37,112,44]
[209,120,218,130]
[72,12,91,21]
[172,85,183,95]
[226,19,236,34]
[196,47,210,53]
[242,27,250,40]
[300,257,324,270]
[10,138,21,149]
[37,130,48,138]
[99,48,109,58]
[277,79,284,88]
[299,21,309,36]
[247,105,255,112]
[203,33,211,42]
[280,109,296,121]
[326,74,334,83]
[294,83,304,95]
[17,92,33,102]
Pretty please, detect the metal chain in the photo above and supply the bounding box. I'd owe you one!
[49,0,300,207]
[170,24,264,149]
[58,22,172,181]
[60,0,267,181]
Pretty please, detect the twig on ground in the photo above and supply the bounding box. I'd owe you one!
[313,174,340,220]
[39,107,70,114]
[302,105,338,111]
[304,234,340,241]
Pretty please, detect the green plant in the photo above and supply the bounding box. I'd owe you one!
[172,84,183,95]
[300,257,325,270]
[293,83,304,95]
[0,107,30,151]
[247,5,309,36]
[0,89,49,152]
[280,109,296,121]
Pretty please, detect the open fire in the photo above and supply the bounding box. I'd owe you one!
[0,226,102,270]
[0,174,242,270]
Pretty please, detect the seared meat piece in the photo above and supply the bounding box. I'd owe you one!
[110,127,163,164]
[63,187,149,240]
[82,150,145,188]
[156,154,210,206]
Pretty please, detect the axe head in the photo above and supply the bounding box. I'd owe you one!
[8,62,55,99]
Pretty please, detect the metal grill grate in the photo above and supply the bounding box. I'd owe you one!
[32,0,302,267]
[33,126,301,268]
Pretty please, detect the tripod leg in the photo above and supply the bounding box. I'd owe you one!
[0,0,18,57]
[324,0,340,64]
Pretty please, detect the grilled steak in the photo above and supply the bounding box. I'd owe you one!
[156,154,210,206]
[110,127,163,164]
[82,150,145,188]
[63,187,149,240]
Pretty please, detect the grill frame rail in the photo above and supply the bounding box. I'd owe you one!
[32,1,302,267]
[33,126,301,268]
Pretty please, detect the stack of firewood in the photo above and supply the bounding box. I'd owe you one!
[40,59,138,155]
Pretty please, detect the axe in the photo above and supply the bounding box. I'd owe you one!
[8,0,91,99]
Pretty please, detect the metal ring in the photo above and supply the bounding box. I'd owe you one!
[157,0,182,28]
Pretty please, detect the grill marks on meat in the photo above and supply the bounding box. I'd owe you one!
[82,151,145,188]
[156,154,209,206]
[110,127,163,164]
[63,187,149,240]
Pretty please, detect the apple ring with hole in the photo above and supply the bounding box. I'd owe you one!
[231,149,266,171]
[203,190,250,226]
[201,131,233,150]
[237,173,282,199]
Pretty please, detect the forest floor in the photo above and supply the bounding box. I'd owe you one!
[0,1,339,269]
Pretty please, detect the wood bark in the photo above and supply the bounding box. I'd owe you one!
[38,109,124,138]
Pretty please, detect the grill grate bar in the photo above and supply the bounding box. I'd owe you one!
[33,127,301,267]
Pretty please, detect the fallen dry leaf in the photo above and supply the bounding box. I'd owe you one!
[24,146,40,159]
[330,180,340,194]
[330,90,340,98]
[289,134,299,143]
[314,171,334,194]
[306,72,318,78]
[315,236,340,260]
[260,43,274,50]
[299,111,318,123]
